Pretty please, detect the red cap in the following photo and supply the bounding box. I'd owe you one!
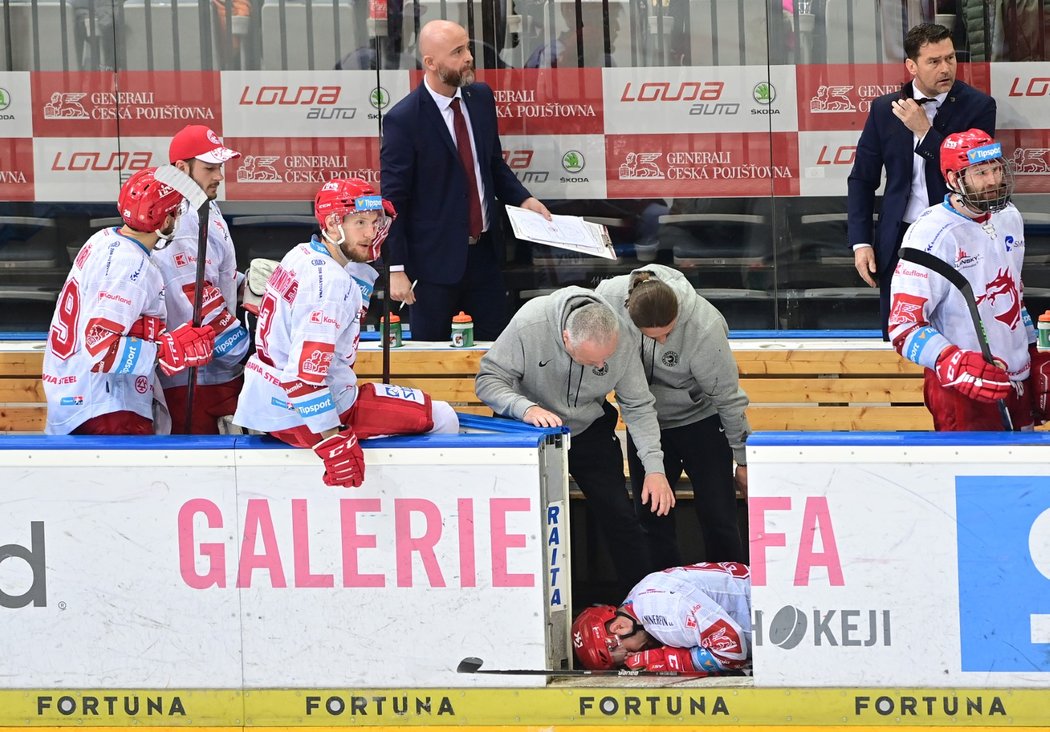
[169,125,240,164]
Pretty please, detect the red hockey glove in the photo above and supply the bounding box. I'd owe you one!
[934,345,1011,403]
[157,323,216,376]
[188,282,237,333]
[1029,344,1050,424]
[624,646,702,674]
[313,428,365,488]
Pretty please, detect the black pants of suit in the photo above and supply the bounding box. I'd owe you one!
[408,233,509,341]
[569,401,657,601]
[878,221,911,341]
[626,414,745,569]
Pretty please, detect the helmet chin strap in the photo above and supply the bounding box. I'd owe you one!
[950,190,988,218]
[320,220,351,266]
[321,220,346,248]
[153,219,177,249]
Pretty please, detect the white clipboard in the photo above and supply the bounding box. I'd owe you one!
[505,205,617,260]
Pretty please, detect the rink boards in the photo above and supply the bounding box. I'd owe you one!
[1,687,1049,727]
[2,429,1050,727]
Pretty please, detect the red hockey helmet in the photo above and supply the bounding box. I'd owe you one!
[314,178,396,260]
[939,129,1014,213]
[117,167,184,233]
[571,605,619,670]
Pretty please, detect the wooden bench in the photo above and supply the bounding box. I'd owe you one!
[0,346,46,433]
[355,344,934,431]
[0,340,932,433]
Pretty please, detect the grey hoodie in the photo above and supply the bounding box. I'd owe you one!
[475,286,665,475]
[595,264,751,465]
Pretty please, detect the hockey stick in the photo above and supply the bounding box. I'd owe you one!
[154,164,211,432]
[153,164,208,213]
[456,656,713,678]
[898,247,1013,430]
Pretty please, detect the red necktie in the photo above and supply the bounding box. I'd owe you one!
[450,97,483,240]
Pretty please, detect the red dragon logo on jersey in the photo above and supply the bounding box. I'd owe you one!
[975,268,1021,329]
[699,619,742,655]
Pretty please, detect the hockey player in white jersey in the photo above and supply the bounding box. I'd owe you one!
[155,124,249,434]
[43,168,216,435]
[572,562,751,675]
[233,179,459,488]
[889,128,1050,430]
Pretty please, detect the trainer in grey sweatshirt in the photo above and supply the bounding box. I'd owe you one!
[475,286,665,475]
[596,264,751,466]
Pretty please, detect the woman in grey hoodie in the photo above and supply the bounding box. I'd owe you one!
[596,265,749,568]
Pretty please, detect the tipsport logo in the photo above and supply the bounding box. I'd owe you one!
[956,477,1050,672]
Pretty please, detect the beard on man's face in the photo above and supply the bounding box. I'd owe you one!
[438,63,475,88]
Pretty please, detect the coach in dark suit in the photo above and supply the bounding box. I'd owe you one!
[847,23,995,338]
[380,20,550,341]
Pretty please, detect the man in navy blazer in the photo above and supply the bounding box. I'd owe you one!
[381,20,550,341]
[847,23,995,338]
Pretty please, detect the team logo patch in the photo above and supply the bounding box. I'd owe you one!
[299,340,334,378]
[592,364,609,376]
[700,618,743,655]
[661,351,680,367]
[889,292,927,326]
[135,376,149,394]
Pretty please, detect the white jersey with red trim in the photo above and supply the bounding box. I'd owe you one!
[623,562,751,672]
[153,199,248,387]
[345,261,378,317]
[233,237,362,434]
[889,201,1034,379]
[43,227,166,434]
